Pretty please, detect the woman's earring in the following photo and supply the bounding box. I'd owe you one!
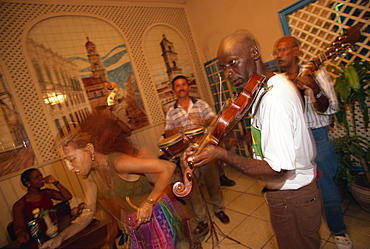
[91,153,95,161]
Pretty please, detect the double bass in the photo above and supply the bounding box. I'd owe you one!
[173,73,269,197]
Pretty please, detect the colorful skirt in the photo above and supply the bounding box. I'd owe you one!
[118,194,185,249]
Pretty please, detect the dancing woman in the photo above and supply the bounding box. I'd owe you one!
[53,110,185,248]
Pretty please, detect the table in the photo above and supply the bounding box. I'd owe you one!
[3,206,114,249]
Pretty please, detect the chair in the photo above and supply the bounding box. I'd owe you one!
[7,221,16,241]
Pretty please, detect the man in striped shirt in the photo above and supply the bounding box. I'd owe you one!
[274,36,352,249]
[164,75,230,237]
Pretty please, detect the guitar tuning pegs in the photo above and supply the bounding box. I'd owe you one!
[351,44,359,52]
[334,56,340,61]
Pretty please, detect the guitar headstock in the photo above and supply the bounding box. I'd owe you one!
[324,23,363,61]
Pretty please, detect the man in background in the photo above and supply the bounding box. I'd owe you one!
[273,36,352,249]
[164,75,230,237]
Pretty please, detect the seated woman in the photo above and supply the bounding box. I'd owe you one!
[12,168,72,246]
[41,110,187,249]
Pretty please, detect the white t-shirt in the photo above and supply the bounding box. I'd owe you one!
[251,73,316,190]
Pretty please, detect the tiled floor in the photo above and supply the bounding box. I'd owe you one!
[185,166,370,249]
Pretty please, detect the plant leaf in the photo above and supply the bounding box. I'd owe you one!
[327,65,342,75]
[349,143,366,158]
[335,77,351,103]
[348,65,361,91]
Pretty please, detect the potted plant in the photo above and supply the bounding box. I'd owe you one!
[328,59,370,212]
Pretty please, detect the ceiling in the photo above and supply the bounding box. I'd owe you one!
[95,0,186,3]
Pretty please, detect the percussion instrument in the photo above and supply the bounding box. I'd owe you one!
[184,127,205,144]
[173,73,268,197]
[158,133,185,160]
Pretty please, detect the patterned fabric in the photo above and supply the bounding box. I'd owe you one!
[126,195,184,249]
[93,153,185,249]
[300,66,339,129]
[164,96,216,132]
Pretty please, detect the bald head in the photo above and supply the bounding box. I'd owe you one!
[216,29,269,87]
[274,36,300,50]
[217,29,259,57]
[273,36,301,71]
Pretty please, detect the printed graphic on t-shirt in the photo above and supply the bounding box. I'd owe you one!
[251,127,263,159]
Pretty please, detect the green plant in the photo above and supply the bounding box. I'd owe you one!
[328,60,370,188]
[333,135,370,188]
[329,60,369,132]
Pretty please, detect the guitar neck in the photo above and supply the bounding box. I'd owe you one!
[306,23,363,70]
[310,51,328,70]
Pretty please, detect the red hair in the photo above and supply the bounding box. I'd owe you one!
[58,107,138,156]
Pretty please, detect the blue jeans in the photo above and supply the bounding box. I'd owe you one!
[312,127,347,235]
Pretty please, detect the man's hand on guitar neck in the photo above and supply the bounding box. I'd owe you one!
[296,63,319,91]
[295,63,329,112]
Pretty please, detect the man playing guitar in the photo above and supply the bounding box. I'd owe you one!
[273,35,352,249]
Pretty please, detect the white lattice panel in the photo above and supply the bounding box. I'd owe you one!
[289,0,369,64]
[0,2,210,163]
[287,0,370,141]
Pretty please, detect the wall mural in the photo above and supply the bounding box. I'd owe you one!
[144,25,200,113]
[0,67,36,177]
[0,21,197,177]
[26,15,149,138]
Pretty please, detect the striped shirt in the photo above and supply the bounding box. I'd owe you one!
[165,96,215,132]
[300,67,339,129]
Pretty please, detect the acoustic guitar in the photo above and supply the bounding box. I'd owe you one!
[172,23,363,198]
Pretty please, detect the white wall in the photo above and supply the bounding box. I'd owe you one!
[185,0,297,63]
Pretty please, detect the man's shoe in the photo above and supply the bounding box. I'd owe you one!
[214,211,230,224]
[220,175,236,186]
[335,234,352,249]
[194,221,209,237]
